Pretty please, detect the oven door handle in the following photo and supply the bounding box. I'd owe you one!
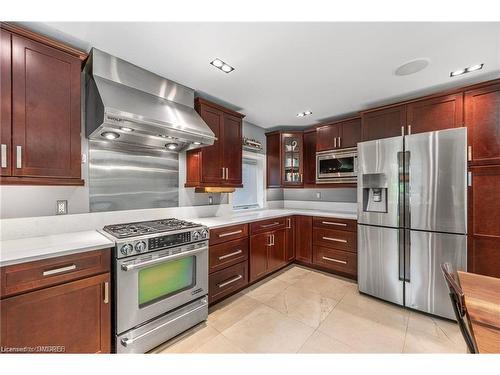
[120,246,207,272]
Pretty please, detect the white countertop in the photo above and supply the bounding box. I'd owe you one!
[0,208,356,267]
[0,230,114,267]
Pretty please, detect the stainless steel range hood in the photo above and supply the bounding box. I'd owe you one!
[84,48,215,151]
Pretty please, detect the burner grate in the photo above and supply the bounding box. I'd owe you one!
[103,218,201,238]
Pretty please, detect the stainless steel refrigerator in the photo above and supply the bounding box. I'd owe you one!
[357,127,467,320]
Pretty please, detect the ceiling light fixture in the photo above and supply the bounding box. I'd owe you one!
[297,111,312,117]
[450,64,484,77]
[210,58,235,73]
[120,127,133,132]
[165,143,179,150]
[101,131,120,140]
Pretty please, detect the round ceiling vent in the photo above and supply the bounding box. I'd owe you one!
[395,58,430,76]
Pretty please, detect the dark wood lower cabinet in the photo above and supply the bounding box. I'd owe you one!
[295,215,313,264]
[208,261,248,304]
[267,229,286,272]
[0,272,110,353]
[285,216,295,261]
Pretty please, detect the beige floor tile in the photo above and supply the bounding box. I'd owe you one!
[407,311,449,340]
[221,304,315,353]
[193,334,245,353]
[432,316,467,347]
[264,285,339,328]
[403,330,467,353]
[153,322,219,353]
[275,266,312,284]
[292,270,357,301]
[244,277,290,303]
[318,302,407,353]
[298,330,354,353]
[208,293,262,332]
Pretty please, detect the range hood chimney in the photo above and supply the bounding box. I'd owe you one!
[84,48,216,151]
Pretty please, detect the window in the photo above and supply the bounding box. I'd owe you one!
[233,157,263,210]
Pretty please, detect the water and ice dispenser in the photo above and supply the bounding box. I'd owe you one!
[362,173,388,213]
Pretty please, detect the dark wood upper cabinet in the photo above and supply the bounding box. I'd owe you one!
[0,24,86,185]
[465,83,500,166]
[303,130,317,186]
[316,123,339,151]
[0,30,12,177]
[266,132,281,188]
[185,98,245,188]
[295,215,313,264]
[340,117,362,148]
[266,131,304,188]
[407,93,463,135]
[361,105,406,141]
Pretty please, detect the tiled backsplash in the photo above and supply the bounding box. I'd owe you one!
[267,188,356,203]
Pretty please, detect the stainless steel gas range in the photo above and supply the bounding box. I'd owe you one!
[102,218,209,353]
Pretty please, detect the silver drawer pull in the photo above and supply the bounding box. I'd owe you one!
[219,229,243,238]
[321,221,347,227]
[322,256,347,265]
[218,275,243,288]
[103,281,109,304]
[322,236,348,243]
[260,222,280,228]
[1,144,6,168]
[16,145,22,169]
[218,249,243,260]
[42,264,77,276]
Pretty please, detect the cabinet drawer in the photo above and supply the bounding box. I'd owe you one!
[209,261,248,304]
[313,246,357,277]
[313,217,357,232]
[250,217,286,235]
[313,227,357,253]
[1,249,111,298]
[209,224,248,245]
[209,238,249,274]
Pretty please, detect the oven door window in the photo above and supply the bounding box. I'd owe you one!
[138,256,196,308]
[319,157,354,174]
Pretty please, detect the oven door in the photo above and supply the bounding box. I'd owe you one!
[115,241,208,334]
[316,148,357,182]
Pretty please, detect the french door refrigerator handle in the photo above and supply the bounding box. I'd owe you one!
[398,228,405,281]
[404,229,411,282]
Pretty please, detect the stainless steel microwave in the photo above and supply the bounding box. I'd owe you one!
[316,147,358,183]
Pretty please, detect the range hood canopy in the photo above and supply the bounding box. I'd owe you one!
[85,48,216,151]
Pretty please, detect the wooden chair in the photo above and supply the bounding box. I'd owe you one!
[441,262,478,353]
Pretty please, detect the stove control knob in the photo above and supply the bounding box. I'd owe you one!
[135,241,147,253]
[192,231,200,241]
[200,229,208,238]
[120,244,133,256]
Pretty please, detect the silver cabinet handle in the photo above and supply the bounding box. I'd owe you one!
[321,221,347,227]
[467,146,472,161]
[218,249,243,260]
[261,222,280,228]
[16,145,22,169]
[226,167,229,180]
[218,229,243,238]
[267,234,272,246]
[408,124,412,135]
[1,144,6,168]
[322,256,347,265]
[218,275,243,288]
[286,218,292,229]
[221,167,225,180]
[322,236,348,243]
[338,137,341,148]
[42,264,77,276]
[333,137,337,148]
[401,126,405,136]
[121,246,207,271]
[103,281,109,304]
[272,234,275,246]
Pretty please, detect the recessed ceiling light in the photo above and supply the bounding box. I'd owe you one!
[450,64,484,77]
[101,131,120,140]
[395,58,430,76]
[210,58,235,73]
[297,111,312,117]
[165,143,178,150]
[120,127,133,132]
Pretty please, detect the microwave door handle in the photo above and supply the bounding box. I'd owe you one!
[121,246,207,271]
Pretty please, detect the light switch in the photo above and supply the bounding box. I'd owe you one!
[208,196,213,205]
[56,200,68,215]
[316,192,321,199]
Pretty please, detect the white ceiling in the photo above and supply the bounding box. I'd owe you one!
[22,22,500,128]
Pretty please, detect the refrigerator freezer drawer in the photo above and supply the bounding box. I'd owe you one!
[405,230,467,320]
[357,224,404,306]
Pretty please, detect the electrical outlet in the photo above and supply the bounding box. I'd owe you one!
[56,200,68,215]
[316,192,321,199]
[208,196,213,205]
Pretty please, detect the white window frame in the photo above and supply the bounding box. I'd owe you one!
[230,150,266,211]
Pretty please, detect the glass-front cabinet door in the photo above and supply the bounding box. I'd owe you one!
[282,133,303,186]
